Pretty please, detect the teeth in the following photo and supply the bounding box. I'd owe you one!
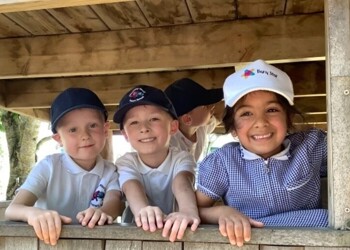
[140,138,155,142]
[254,133,271,140]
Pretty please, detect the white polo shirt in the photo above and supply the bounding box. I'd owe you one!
[170,116,216,161]
[19,153,120,222]
[116,147,195,221]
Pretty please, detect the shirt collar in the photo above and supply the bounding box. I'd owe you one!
[240,138,291,160]
[137,149,173,174]
[63,152,104,177]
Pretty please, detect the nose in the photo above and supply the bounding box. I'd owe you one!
[254,114,268,128]
[139,121,150,133]
[81,128,91,140]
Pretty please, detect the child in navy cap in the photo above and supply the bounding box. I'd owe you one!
[165,78,223,161]
[5,88,124,246]
[114,85,200,242]
[196,60,328,246]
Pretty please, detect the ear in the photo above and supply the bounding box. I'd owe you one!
[169,119,179,135]
[104,121,110,137]
[52,133,63,146]
[181,114,192,126]
[121,130,129,142]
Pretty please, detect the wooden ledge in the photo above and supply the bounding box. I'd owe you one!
[0,221,349,247]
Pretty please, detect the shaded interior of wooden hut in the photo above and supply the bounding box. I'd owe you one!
[2,0,350,249]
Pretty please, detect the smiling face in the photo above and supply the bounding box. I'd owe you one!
[121,105,178,167]
[52,108,109,170]
[232,90,288,159]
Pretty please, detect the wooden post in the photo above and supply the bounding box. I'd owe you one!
[325,0,350,229]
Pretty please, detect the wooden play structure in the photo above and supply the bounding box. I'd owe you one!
[1,0,350,249]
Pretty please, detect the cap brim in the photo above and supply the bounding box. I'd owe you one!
[113,101,177,125]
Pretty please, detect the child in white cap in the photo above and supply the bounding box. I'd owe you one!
[195,59,328,246]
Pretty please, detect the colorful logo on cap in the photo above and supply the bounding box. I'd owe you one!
[129,87,145,102]
[242,68,255,79]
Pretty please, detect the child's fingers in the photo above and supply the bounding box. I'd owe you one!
[190,218,200,231]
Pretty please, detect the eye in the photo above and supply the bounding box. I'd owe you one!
[240,111,252,117]
[90,123,98,128]
[129,120,138,126]
[150,117,160,122]
[68,127,77,133]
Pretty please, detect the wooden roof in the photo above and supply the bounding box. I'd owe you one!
[0,0,326,132]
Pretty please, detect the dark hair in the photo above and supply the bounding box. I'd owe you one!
[222,92,303,134]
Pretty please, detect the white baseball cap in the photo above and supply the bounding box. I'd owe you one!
[223,59,294,107]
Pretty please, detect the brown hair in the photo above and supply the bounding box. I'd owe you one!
[222,92,302,134]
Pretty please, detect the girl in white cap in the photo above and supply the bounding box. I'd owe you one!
[196,59,327,246]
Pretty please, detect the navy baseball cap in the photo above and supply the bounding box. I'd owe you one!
[50,88,108,133]
[113,85,178,129]
[164,78,223,116]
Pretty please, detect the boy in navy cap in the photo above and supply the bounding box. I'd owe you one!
[5,88,124,246]
[114,85,200,242]
[165,78,223,161]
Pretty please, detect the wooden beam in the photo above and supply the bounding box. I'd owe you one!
[0,13,325,79]
[0,0,133,13]
[2,68,234,108]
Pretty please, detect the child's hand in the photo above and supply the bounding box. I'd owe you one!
[135,206,165,232]
[162,212,200,242]
[27,208,72,246]
[218,207,264,247]
[76,207,113,228]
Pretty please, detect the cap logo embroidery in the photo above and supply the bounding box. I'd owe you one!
[241,68,255,79]
[129,87,145,102]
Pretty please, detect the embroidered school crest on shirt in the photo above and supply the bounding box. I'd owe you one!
[90,184,106,208]
[129,87,146,102]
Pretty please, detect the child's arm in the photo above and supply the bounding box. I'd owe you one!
[196,190,263,247]
[5,189,72,246]
[162,171,200,242]
[76,190,124,228]
[123,179,165,232]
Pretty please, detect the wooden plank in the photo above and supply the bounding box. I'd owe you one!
[136,0,191,26]
[39,239,104,250]
[285,0,324,14]
[185,242,258,249]
[0,13,325,79]
[260,246,303,250]
[0,0,133,13]
[91,2,148,30]
[237,0,286,18]
[4,10,68,35]
[0,236,38,250]
[0,13,30,38]
[186,0,236,23]
[5,222,350,247]
[142,241,182,250]
[105,240,142,250]
[47,6,108,33]
[325,0,350,229]
[306,247,350,250]
[2,68,233,108]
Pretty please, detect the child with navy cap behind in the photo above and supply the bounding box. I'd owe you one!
[165,78,223,161]
[5,88,124,246]
[114,85,200,242]
[196,59,328,246]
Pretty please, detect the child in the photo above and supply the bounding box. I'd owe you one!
[113,85,200,242]
[164,78,223,161]
[195,59,328,246]
[5,88,124,246]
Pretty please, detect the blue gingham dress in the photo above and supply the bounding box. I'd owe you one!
[197,128,328,227]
